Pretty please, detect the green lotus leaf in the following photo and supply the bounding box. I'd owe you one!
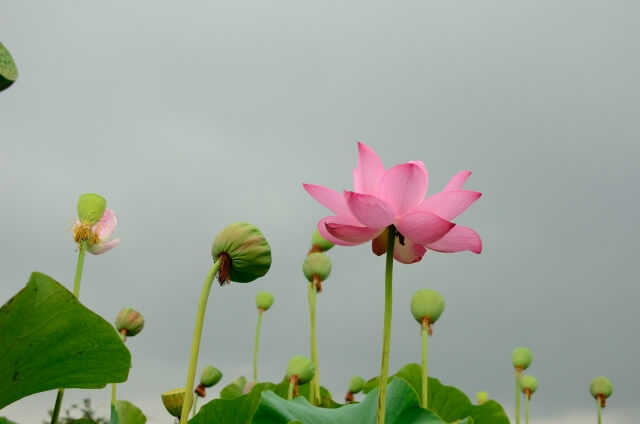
[219,376,248,399]
[0,272,131,408]
[110,400,146,424]
[190,382,276,424]
[0,418,20,424]
[0,41,18,92]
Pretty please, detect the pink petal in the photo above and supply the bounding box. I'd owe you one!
[303,184,353,218]
[88,238,120,255]
[425,225,482,253]
[95,208,117,241]
[325,221,384,244]
[344,191,395,229]
[353,142,385,195]
[377,162,428,216]
[443,170,471,191]
[396,210,456,245]
[418,190,481,221]
[393,237,427,264]
[317,216,360,246]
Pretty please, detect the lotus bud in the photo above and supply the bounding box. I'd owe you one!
[161,388,190,418]
[476,391,489,405]
[0,42,18,92]
[286,355,315,385]
[243,381,256,395]
[302,252,331,292]
[590,376,613,407]
[310,229,334,252]
[77,193,107,225]
[520,375,538,399]
[256,291,274,311]
[410,289,445,334]
[348,376,365,394]
[211,222,272,285]
[512,347,533,371]
[114,307,144,340]
[200,365,223,387]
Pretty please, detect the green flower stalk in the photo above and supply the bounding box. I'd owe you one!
[286,356,315,401]
[512,347,533,424]
[52,193,115,424]
[303,251,332,405]
[253,291,274,381]
[590,376,613,424]
[192,366,223,417]
[345,376,365,403]
[410,289,445,409]
[520,375,538,424]
[180,223,271,424]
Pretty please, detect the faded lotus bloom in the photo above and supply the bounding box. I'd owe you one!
[303,142,482,264]
[73,208,120,255]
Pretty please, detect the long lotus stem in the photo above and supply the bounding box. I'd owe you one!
[179,259,222,424]
[377,225,396,424]
[308,278,320,404]
[253,309,264,381]
[515,369,522,424]
[288,378,295,401]
[51,240,87,424]
[192,396,199,418]
[110,331,126,421]
[421,321,429,408]
[525,394,530,424]
[597,400,602,424]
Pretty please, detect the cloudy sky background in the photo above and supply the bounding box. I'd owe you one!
[1,1,639,423]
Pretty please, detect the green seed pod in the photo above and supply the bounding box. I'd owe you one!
[0,42,18,92]
[200,365,223,387]
[286,355,315,384]
[476,391,489,405]
[114,307,144,338]
[590,377,613,400]
[256,291,274,311]
[311,229,334,252]
[348,376,365,394]
[302,252,332,282]
[512,347,533,370]
[211,222,272,284]
[161,388,190,418]
[520,375,538,396]
[410,289,445,325]
[77,193,107,225]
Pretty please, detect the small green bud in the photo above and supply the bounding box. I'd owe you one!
[476,391,489,405]
[161,388,190,418]
[512,347,533,371]
[590,376,613,406]
[114,307,144,339]
[348,376,365,394]
[200,365,223,387]
[520,375,538,397]
[0,42,18,92]
[311,229,334,252]
[302,252,332,282]
[410,289,445,327]
[286,355,315,384]
[256,291,274,311]
[211,222,272,284]
[77,193,107,225]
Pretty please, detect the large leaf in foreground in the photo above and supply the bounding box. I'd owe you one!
[0,418,20,424]
[381,364,509,424]
[252,378,471,424]
[190,382,276,424]
[0,272,131,408]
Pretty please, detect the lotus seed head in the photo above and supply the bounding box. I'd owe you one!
[256,291,274,311]
[286,355,315,384]
[302,252,332,283]
[512,347,533,370]
[410,289,445,325]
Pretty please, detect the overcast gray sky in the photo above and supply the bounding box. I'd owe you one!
[2,1,639,423]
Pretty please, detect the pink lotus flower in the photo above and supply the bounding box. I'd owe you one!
[73,208,120,255]
[303,143,482,264]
